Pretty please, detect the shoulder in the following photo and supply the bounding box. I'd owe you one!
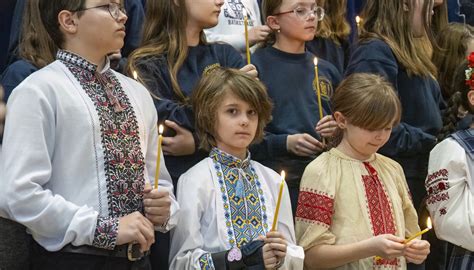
[251,160,281,183]
[374,153,404,174]
[179,158,212,186]
[352,39,397,63]
[430,138,464,158]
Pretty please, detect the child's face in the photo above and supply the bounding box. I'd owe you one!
[185,0,224,30]
[343,122,393,159]
[72,0,127,56]
[214,92,258,159]
[273,0,318,42]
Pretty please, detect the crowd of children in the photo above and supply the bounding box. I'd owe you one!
[0,0,473,270]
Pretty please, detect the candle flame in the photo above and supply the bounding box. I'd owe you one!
[313,57,318,66]
[242,8,247,17]
[281,170,286,180]
[159,124,164,135]
[356,16,361,24]
[132,70,138,80]
[426,217,432,229]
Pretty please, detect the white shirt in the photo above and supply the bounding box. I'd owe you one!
[0,55,179,251]
[426,138,474,251]
[170,152,304,269]
[205,0,262,52]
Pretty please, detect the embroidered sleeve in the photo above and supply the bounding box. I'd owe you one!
[198,253,215,269]
[425,139,474,250]
[92,216,119,250]
[295,154,336,250]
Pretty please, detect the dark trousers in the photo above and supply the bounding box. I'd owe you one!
[149,232,170,270]
[30,242,151,270]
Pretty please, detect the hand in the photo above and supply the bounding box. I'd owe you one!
[143,182,171,226]
[287,133,324,156]
[248,25,272,45]
[239,64,258,78]
[315,115,338,138]
[162,120,195,156]
[116,211,155,253]
[369,234,406,259]
[404,239,430,264]
[264,231,287,267]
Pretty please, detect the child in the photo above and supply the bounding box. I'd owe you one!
[170,68,304,269]
[251,0,342,215]
[306,0,351,75]
[0,0,178,268]
[345,0,444,215]
[295,73,430,269]
[127,0,257,184]
[425,55,474,270]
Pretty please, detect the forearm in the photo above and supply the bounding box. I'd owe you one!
[304,240,374,269]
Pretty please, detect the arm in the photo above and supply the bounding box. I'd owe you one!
[0,85,106,250]
[169,170,214,269]
[425,139,474,251]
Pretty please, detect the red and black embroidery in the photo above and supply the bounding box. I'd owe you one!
[425,169,450,205]
[362,162,399,267]
[295,189,334,227]
[58,50,145,249]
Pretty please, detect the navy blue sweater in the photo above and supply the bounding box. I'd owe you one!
[134,43,244,183]
[345,39,444,179]
[250,46,342,187]
[306,37,350,75]
[1,59,38,102]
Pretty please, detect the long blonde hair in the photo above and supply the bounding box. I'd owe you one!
[316,0,351,45]
[126,0,207,103]
[360,0,437,77]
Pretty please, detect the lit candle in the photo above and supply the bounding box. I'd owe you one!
[132,70,138,81]
[313,58,326,145]
[355,16,361,36]
[154,124,164,189]
[404,217,432,243]
[243,8,251,65]
[271,171,285,231]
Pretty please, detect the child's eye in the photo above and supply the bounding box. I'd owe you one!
[384,127,392,131]
[294,7,307,16]
[248,109,257,116]
[227,108,238,115]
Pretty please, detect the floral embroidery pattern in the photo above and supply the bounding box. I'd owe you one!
[58,50,145,249]
[210,148,268,248]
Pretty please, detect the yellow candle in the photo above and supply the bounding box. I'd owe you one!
[313,58,324,121]
[243,8,251,65]
[154,125,164,189]
[271,171,285,231]
[404,217,432,244]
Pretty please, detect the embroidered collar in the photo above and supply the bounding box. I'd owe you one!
[57,50,109,74]
[451,128,474,160]
[210,147,251,171]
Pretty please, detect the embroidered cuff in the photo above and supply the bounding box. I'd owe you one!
[199,253,215,269]
[92,216,119,250]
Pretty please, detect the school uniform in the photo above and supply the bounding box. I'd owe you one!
[306,36,350,75]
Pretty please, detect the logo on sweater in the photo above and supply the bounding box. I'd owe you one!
[313,77,334,98]
[203,63,221,76]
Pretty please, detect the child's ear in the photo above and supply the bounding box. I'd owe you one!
[333,111,347,129]
[58,10,78,35]
[266,16,280,32]
[467,89,474,110]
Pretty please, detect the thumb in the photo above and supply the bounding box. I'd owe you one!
[164,120,182,133]
[144,181,152,193]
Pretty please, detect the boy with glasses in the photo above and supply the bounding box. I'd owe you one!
[0,1,179,269]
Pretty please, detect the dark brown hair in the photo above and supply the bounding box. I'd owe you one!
[192,68,273,151]
[39,0,86,48]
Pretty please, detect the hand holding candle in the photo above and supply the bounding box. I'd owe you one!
[404,217,432,244]
[271,171,285,231]
[154,124,164,189]
[243,8,251,65]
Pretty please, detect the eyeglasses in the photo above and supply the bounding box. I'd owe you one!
[74,2,126,21]
[273,6,325,21]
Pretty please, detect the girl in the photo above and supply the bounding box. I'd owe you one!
[432,23,474,99]
[306,0,351,75]
[295,73,430,269]
[345,0,444,216]
[127,0,257,184]
[251,0,342,215]
[425,55,474,270]
[170,68,304,269]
